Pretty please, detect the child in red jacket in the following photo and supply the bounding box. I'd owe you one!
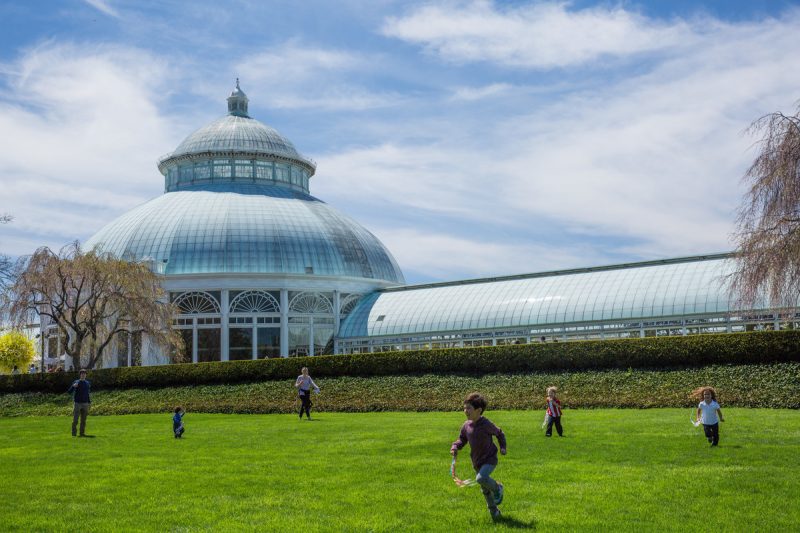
[544,386,564,437]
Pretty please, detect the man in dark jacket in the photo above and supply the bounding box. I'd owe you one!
[68,369,91,436]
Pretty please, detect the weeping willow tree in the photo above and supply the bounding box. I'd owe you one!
[730,103,800,310]
[8,242,184,369]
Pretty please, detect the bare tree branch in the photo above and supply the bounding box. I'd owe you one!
[730,101,800,310]
[7,243,184,369]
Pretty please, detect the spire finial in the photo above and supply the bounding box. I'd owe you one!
[227,79,249,117]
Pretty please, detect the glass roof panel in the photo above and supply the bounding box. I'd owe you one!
[338,257,748,338]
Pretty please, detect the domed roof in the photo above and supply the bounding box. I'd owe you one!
[161,115,311,166]
[157,80,314,172]
[85,182,405,284]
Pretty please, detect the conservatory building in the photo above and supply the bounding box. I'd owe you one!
[56,81,795,368]
[337,253,794,353]
[81,82,404,366]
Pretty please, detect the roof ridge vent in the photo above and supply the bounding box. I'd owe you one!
[227,78,249,117]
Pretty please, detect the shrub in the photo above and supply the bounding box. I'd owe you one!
[1,330,799,394]
[1,363,797,415]
[0,331,35,373]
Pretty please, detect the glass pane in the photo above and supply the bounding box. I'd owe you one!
[116,331,129,367]
[47,336,58,359]
[236,164,253,178]
[131,332,142,366]
[257,327,281,358]
[313,325,334,355]
[179,329,193,364]
[197,329,221,362]
[229,327,253,361]
[275,164,289,182]
[289,324,309,357]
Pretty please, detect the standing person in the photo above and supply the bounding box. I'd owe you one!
[544,386,564,437]
[11,365,20,375]
[695,386,725,446]
[28,363,36,374]
[68,369,91,437]
[450,392,507,520]
[294,367,320,420]
[173,406,186,438]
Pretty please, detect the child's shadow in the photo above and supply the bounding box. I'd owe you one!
[495,515,536,529]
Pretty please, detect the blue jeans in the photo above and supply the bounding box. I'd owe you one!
[476,463,499,510]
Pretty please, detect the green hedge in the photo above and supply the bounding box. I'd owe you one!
[2,330,799,394]
[2,363,798,416]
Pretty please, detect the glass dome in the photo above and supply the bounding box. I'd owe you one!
[86,182,405,283]
[161,115,310,166]
[157,80,315,193]
[86,82,405,285]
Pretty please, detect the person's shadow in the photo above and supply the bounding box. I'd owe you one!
[494,515,536,529]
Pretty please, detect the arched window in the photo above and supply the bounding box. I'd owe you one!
[340,294,361,316]
[289,292,333,314]
[173,292,220,314]
[230,291,280,314]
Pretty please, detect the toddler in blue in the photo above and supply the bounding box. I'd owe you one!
[173,406,185,438]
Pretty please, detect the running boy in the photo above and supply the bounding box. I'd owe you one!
[450,392,507,520]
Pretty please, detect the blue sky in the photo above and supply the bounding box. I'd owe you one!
[0,0,798,284]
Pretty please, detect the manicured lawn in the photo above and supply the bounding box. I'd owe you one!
[1,409,798,531]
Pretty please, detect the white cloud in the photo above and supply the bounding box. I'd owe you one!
[317,142,500,221]
[236,43,401,110]
[383,0,695,68]
[373,227,598,280]
[450,83,511,101]
[0,43,181,255]
[83,0,120,18]
[497,14,800,257]
[320,11,800,266]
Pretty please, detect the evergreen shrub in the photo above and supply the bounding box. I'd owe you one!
[2,330,798,394]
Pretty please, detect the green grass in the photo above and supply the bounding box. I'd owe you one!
[1,409,799,531]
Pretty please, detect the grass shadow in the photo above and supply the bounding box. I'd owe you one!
[495,515,536,529]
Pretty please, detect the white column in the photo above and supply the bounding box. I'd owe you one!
[127,333,132,367]
[333,290,341,355]
[280,289,289,357]
[192,319,198,363]
[252,322,258,359]
[309,318,315,357]
[221,290,230,361]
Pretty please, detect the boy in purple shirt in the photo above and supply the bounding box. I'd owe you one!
[451,392,507,520]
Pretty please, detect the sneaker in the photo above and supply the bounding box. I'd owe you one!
[490,508,502,521]
[494,483,504,506]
